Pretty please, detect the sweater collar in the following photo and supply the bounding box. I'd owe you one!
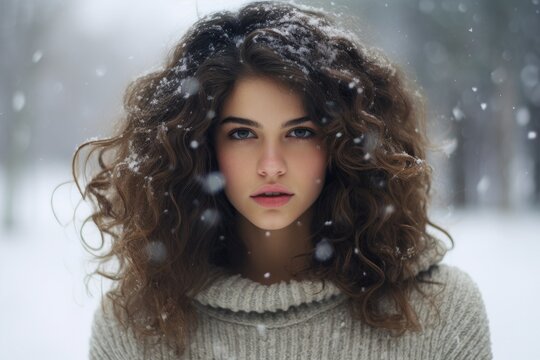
[192,238,447,314]
[193,266,344,313]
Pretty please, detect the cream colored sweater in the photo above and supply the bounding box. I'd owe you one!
[89,256,492,359]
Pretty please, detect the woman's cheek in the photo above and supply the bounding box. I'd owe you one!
[218,148,247,185]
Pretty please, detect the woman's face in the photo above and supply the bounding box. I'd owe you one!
[214,76,328,231]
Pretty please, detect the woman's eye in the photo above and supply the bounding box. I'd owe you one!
[289,128,315,139]
[229,129,255,140]
[228,128,316,140]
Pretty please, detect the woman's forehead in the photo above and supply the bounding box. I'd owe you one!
[218,77,307,121]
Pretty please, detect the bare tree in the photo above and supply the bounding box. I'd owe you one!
[0,0,63,231]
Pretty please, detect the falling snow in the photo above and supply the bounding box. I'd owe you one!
[520,65,538,88]
[516,107,530,126]
[145,241,167,263]
[32,50,43,63]
[95,67,107,77]
[256,324,267,337]
[198,171,226,194]
[206,109,216,119]
[452,106,465,121]
[383,204,395,217]
[177,76,200,99]
[12,91,26,112]
[440,138,458,158]
[477,176,490,195]
[160,311,168,321]
[200,208,220,226]
[314,238,334,262]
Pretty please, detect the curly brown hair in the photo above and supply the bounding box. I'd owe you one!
[73,0,452,356]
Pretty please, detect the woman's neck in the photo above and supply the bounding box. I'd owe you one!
[233,209,314,285]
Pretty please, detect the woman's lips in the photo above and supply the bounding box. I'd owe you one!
[251,194,293,208]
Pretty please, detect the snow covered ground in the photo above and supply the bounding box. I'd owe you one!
[0,165,539,359]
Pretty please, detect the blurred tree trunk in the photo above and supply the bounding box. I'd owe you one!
[0,0,52,231]
[0,0,27,231]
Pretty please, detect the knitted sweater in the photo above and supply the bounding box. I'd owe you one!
[89,249,492,359]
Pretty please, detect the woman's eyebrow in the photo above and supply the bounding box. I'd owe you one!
[219,116,311,128]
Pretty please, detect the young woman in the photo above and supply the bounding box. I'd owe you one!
[76,1,492,359]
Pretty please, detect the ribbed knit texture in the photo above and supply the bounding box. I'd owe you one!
[89,244,492,359]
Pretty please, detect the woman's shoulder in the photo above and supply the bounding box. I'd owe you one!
[414,264,493,359]
[414,263,488,321]
[420,263,485,307]
[89,294,161,360]
[89,294,132,359]
[423,263,479,287]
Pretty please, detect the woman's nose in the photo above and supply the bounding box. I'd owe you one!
[256,143,287,177]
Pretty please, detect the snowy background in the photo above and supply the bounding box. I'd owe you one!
[1,0,539,359]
